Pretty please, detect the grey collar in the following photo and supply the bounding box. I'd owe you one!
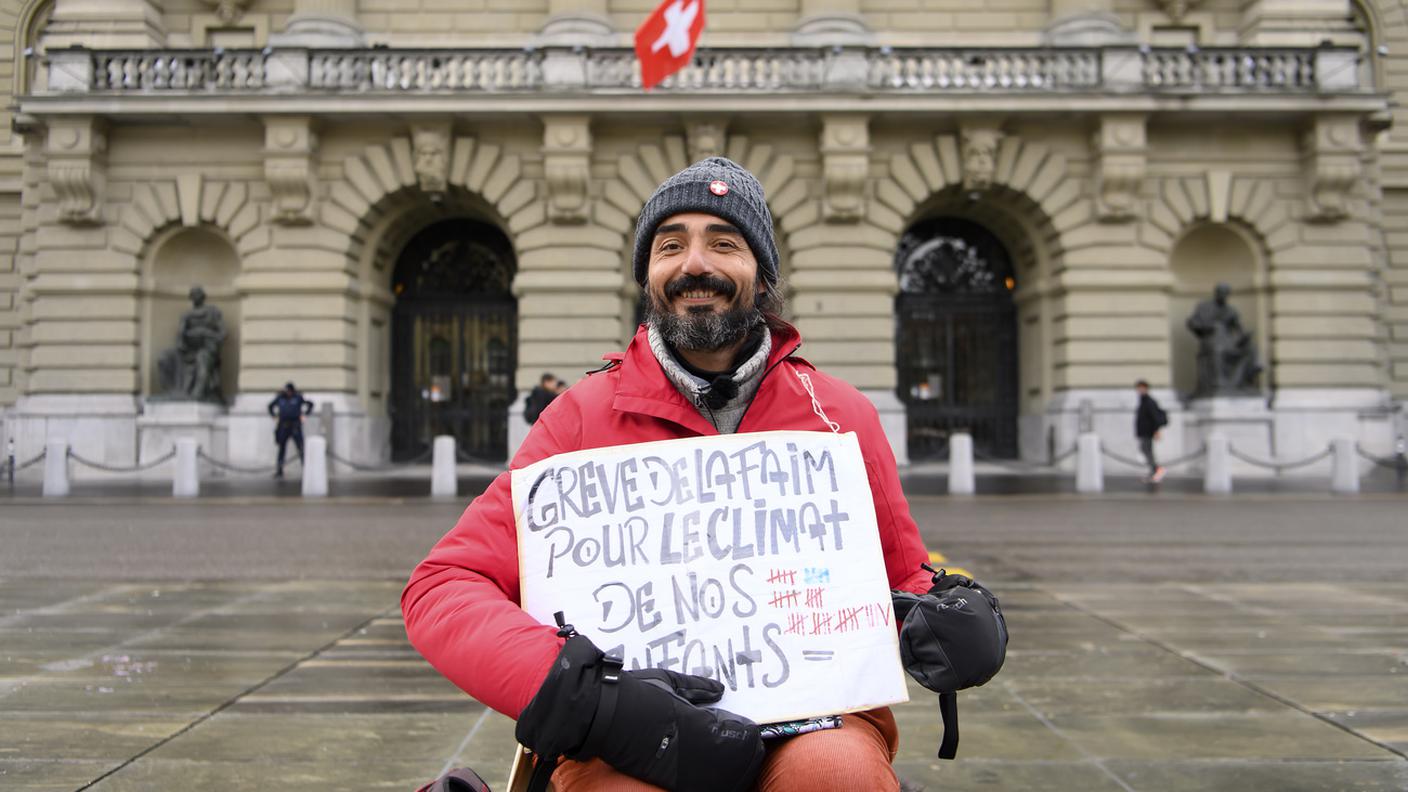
[647,323,772,433]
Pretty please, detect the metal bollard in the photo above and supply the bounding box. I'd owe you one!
[173,438,200,498]
[43,439,69,497]
[948,432,975,495]
[6,437,14,485]
[1204,433,1231,494]
[1075,432,1103,494]
[1330,437,1359,495]
[432,435,457,498]
[302,435,328,498]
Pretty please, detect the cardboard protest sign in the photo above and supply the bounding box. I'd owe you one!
[512,430,908,725]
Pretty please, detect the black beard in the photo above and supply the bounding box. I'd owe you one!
[645,274,762,354]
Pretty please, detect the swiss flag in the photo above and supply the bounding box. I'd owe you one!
[634,0,706,91]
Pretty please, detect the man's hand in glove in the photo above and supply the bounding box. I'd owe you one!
[515,630,765,792]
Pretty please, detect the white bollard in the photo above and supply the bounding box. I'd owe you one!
[302,435,328,498]
[42,439,69,497]
[948,432,975,495]
[1075,432,1103,494]
[172,438,200,498]
[432,435,457,498]
[1204,432,1232,494]
[1330,437,1359,495]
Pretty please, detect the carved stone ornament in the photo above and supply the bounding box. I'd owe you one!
[263,117,318,225]
[1155,0,1202,22]
[1094,115,1147,221]
[685,120,726,163]
[1303,116,1361,222]
[46,119,107,226]
[412,124,451,197]
[199,0,254,24]
[541,116,592,224]
[959,124,1003,194]
[821,114,870,222]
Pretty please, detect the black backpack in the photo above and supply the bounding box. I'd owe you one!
[892,565,1009,759]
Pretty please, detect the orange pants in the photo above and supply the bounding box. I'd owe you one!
[551,708,900,792]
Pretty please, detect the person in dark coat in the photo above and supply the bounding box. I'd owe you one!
[522,372,563,425]
[1135,380,1169,483]
[268,381,314,478]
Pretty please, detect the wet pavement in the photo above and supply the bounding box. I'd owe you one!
[2,494,1406,790]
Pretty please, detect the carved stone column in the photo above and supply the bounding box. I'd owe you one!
[46,117,106,226]
[263,116,317,226]
[42,0,166,49]
[820,114,869,223]
[541,115,592,224]
[270,0,363,47]
[1093,114,1146,221]
[1303,115,1362,222]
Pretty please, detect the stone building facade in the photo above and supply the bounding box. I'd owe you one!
[2,0,1405,476]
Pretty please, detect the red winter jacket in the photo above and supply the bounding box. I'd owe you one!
[401,323,933,719]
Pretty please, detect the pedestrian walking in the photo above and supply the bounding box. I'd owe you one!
[522,372,564,425]
[268,381,314,478]
[1135,379,1168,483]
[403,158,991,791]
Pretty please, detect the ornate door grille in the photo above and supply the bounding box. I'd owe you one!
[895,218,1019,459]
[390,219,517,462]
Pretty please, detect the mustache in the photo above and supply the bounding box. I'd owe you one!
[664,274,738,301]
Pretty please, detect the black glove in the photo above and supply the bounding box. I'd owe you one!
[892,566,1007,693]
[515,623,764,792]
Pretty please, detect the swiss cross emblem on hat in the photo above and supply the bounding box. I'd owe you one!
[709,180,729,196]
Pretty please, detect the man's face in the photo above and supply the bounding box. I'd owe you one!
[644,212,764,352]
[1136,384,1149,396]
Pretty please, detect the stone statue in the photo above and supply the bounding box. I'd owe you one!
[157,286,227,402]
[1186,282,1263,397]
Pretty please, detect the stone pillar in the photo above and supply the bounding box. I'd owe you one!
[10,117,139,472]
[42,0,166,49]
[43,438,70,497]
[432,435,457,498]
[1204,432,1231,493]
[949,432,975,495]
[1330,437,1358,494]
[1075,432,1103,493]
[271,0,363,47]
[509,117,620,461]
[1270,114,1388,463]
[172,436,199,498]
[302,435,328,497]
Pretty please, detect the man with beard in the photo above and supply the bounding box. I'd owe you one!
[403,158,933,791]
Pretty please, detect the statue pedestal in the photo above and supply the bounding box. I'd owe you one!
[138,401,228,473]
[1185,396,1272,476]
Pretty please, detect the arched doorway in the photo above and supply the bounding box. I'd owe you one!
[895,217,1019,459]
[390,218,517,461]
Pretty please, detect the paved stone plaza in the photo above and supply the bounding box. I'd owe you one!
[2,493,1406,791]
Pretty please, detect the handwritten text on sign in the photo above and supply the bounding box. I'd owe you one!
[512,431,908,724]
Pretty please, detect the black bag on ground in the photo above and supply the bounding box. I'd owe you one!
[515,613,765,792]
[892,564,1009,760]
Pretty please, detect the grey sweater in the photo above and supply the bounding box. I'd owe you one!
[647,323,772,434]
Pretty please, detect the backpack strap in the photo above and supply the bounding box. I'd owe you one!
[937,692,959,760]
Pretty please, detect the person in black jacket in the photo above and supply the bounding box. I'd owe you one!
[268,382,314,478]
[522,373,564,425]
[1134,380,1168,483]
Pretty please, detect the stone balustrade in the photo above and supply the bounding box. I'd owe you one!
[869,49,1101,91]
[44,45,1364,96]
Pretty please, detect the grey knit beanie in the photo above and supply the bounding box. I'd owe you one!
[631,157,778,287]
